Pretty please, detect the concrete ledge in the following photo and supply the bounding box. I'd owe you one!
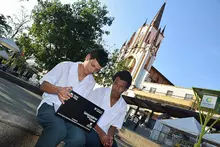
[0,70,42,96]
[0,117,42,136]
[118,128,161,147]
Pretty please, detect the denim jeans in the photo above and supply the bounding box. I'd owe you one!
[35,103,86,147]
[85,129,118,147]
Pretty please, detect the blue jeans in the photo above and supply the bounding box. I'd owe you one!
[85,129,118,147]
[35,103,86,147]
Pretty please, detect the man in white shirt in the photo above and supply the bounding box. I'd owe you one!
[85,70,132,147]
[35,49,108,147]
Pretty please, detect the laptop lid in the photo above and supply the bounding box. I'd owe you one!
[56,90,104,132]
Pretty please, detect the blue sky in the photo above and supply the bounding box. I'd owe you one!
[1,0,220,90]
[101,0,220,90]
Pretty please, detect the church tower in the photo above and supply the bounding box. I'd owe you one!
[119,3,166,89]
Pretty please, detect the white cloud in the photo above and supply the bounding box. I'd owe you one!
[0,0,78,17]
[0,0,38,16]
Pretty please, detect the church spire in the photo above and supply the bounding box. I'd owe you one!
[122,40,127,46]
[151,2,166,29]
[162,25,166,35]
[142,18,148,26]
[153,28,161,46]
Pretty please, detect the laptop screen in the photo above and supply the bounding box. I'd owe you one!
[56,90,104,132]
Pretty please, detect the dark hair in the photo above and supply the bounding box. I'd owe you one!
[89,49,108,67]
[112,70,132,89]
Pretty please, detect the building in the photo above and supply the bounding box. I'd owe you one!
[119,3,166,89]
[140,82,195,109]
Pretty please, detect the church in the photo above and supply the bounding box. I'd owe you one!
[119,3,167,89]
[117,3,220,147]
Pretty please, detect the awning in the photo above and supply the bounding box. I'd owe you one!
[0,38,20,53]
[123,95,220,130]
[123,95,167,113]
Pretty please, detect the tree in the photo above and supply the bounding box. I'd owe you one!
[0,14,11,37]
[16,33,35,60]
[6,6,30,39]
[1,6,30,39]
[11,55,27,70]
[94,49,129,87]
[18,0,114,70]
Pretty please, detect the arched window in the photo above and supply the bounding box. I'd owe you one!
[125,56,136,72]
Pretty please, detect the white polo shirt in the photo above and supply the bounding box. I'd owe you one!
[37,61,96,112]
[88,87,127,134]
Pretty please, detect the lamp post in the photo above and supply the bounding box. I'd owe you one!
[192,87,220,147]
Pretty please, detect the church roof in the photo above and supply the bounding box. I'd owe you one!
[151,2,166,29]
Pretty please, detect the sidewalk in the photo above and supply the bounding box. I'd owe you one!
[0,77,42,136]
[0,73,43,146]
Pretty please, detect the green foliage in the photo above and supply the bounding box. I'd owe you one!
[11,55,27,69]
[0,14,11,37]
[6,54,41,76]
[16,33,35,59]
[17,0,114,70]
[94,49,129,87]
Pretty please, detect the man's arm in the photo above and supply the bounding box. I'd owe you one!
[107,126,116,138]
[94,125,106,136]
[107,126,117,146]
[40,81,61,94]
[40,81,72,104]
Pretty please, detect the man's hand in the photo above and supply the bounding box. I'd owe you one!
[105,126,116,147]
[99,134,113,147]
[107,135,113,147]
[57,87,73,104]
[94,125,113,147]
[102,135,113,147]
[100,134,111,147]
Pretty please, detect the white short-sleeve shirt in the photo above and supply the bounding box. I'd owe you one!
[37,61,96,113]
[88,87,127,134]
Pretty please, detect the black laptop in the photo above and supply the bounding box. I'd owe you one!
[56,90,104,132]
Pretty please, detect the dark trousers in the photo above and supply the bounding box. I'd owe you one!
[85,129,118,147]
[35,103,86,147]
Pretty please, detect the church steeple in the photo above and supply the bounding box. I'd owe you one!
[122,40,127,47]
[142,18,148,26]
[151,2,166,29]
[118,3,167,89]
[153,28,161,46]
[162,25,166,36]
